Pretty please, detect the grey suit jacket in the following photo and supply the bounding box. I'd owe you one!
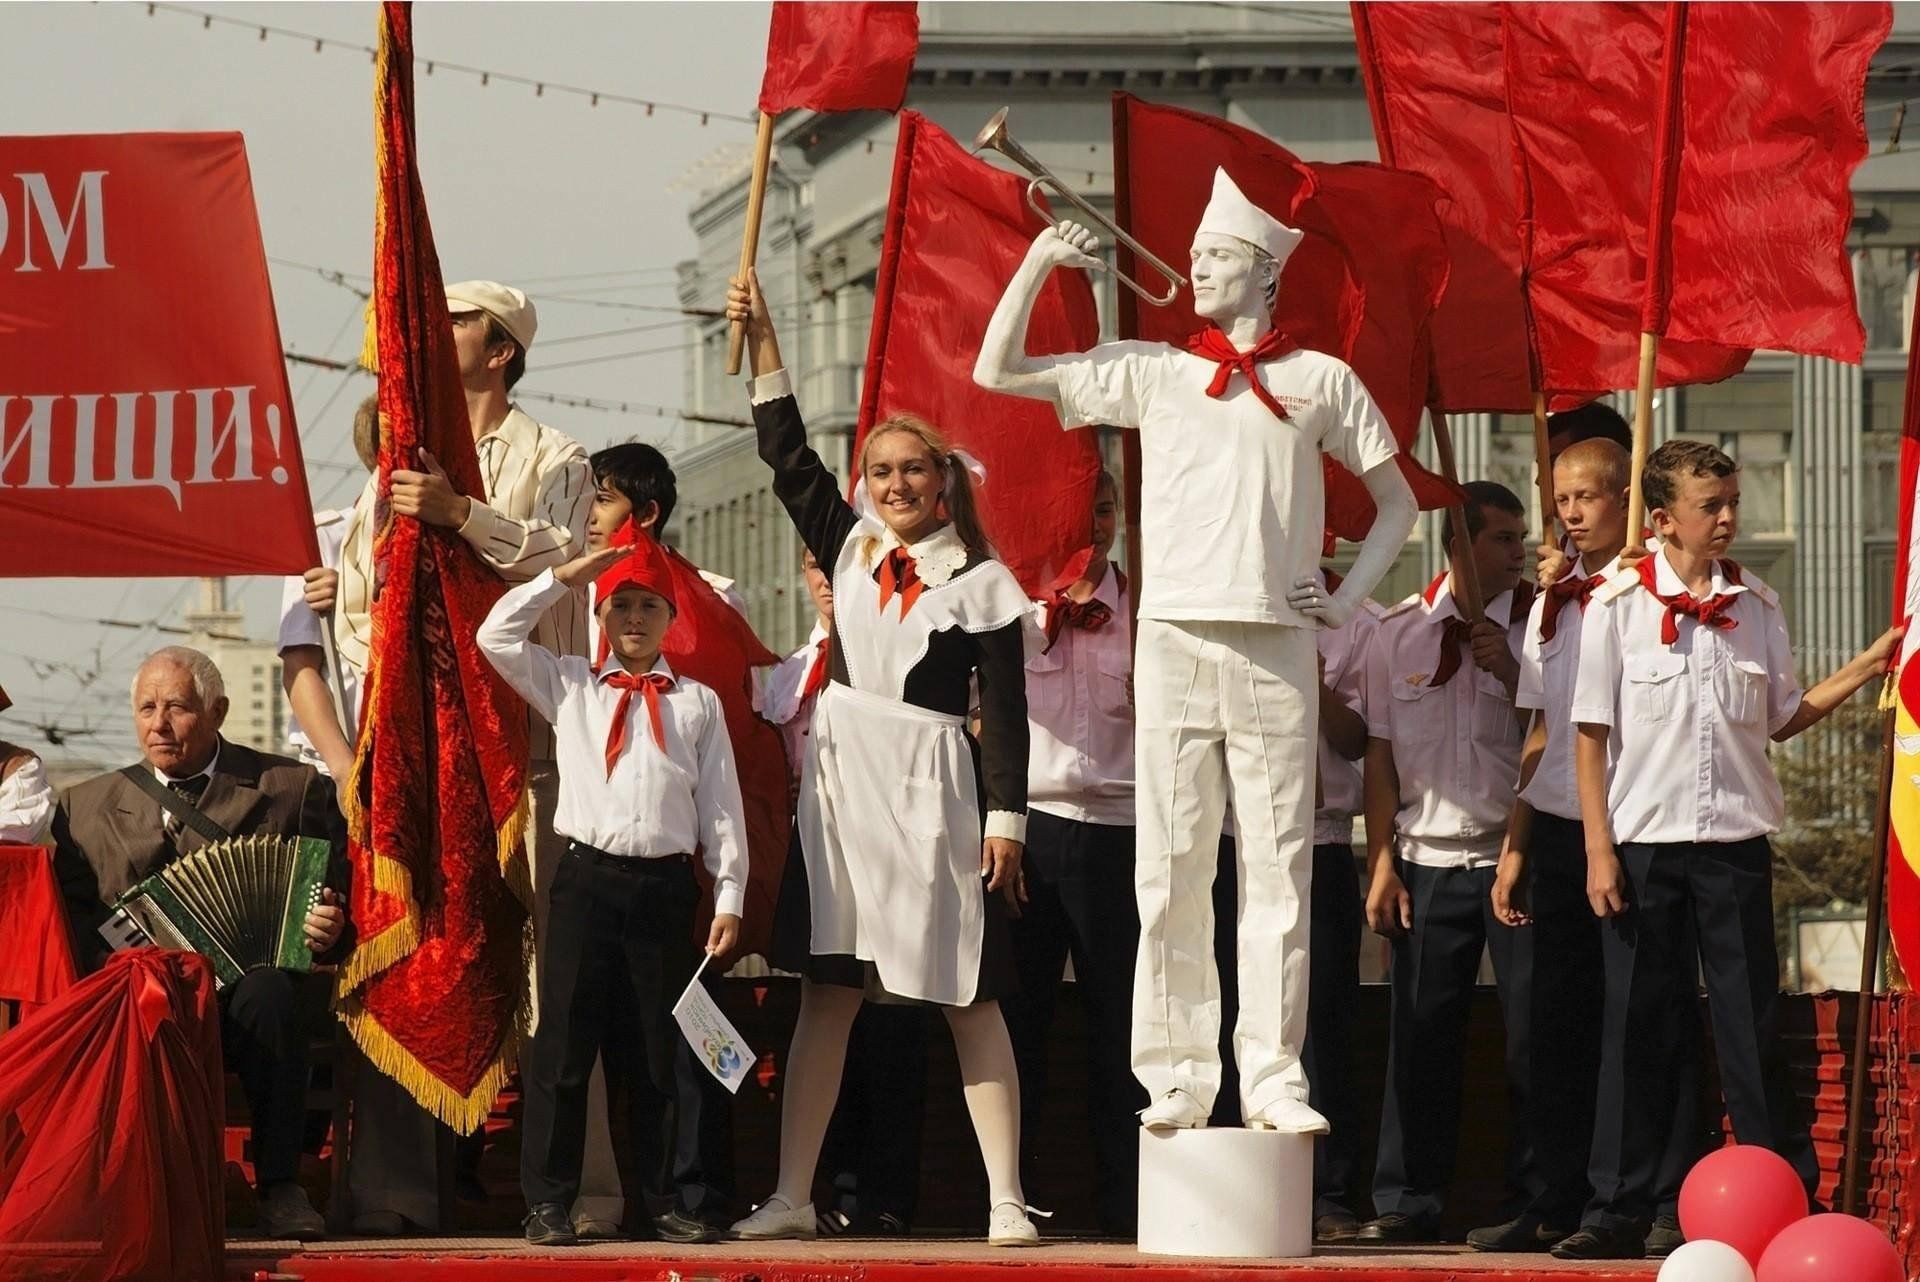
[50,738,348,971]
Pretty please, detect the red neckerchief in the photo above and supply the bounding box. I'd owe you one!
[602,669,673,776]
[800,636,831,702]
[1636,554,1741,645]
[1538,570,1604,643]
[1043,592,1114,654]
[1423,573,1532,685]
[876,546,924,618]
[1185,326,1300,422]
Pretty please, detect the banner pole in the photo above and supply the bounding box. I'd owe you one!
[1532,390,1555,547]
[1429,405,1484,625]
[725,111,778,376]
[318,608,355,746]
[1623,332,1660,554]
[1842,696,1898,1215]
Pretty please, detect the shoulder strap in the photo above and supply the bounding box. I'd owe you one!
[118,765,232,845]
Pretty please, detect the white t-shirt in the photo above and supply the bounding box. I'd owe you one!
[1045,340,1399,628]
[276,509,360,774]
[1571,549,1802,845]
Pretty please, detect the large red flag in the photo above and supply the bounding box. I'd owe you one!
[0,132,321,575]
[855,110,1103,596]
[757,2,918,115]
[1884,221,1920,981]
[335,1,531,1134]
[1352,3,1752,409]
[1112,94,1461,542]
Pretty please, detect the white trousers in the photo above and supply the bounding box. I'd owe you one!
[1131,618,1317,1117]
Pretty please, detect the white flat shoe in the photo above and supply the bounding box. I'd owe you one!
[1245,1099,1330,1135]
[730,1195,817,1240]
[988,1201,1041,1247]
[1139,1087,1209,1131]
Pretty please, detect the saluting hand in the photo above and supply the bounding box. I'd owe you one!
[390,448,472,529]
[555,543,630,590]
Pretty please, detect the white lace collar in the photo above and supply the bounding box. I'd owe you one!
[861,520,969,587]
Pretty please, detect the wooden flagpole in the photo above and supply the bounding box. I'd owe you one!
[1429,406,1485,625]
[1531,390,1555,547]
[725,111,778,376]
[1623,332,1660,554]
[1843,694,1898,1214]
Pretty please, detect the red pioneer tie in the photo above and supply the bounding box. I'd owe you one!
[1042,591,1114,654]
[1185,326,1301,422]
[1636,555,1740,646]
[1537,573,1602,643]
[800,637,831,701]
[876,546,924,617]
[1429,616,1475,687]
[602,670,674,776]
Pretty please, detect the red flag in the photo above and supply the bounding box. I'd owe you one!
[855,110,1103,595]
[335,1,530,1134]
[1352,3,1752,409]
[658,549,790,960]
[1112,94,1461,542]
[0,132,321,575]
[1884,199,1920,980]
[757,2,918,115]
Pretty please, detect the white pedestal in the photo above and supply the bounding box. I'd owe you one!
[1136,1127,1313,1259]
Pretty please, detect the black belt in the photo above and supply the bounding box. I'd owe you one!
[566,840,692,870]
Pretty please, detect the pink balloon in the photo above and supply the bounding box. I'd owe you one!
[1677,1145,1808,1267]
[1756,1214,1902,1282]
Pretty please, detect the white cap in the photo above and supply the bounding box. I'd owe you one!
[445,280,537,350]
[1195,169,1303,268]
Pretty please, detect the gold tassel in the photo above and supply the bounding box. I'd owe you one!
[1882,667,1899,712]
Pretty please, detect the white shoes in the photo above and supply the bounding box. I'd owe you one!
[1139,1087,1210,1131]
[730,1195,817,1240]
[987,1201,1041,1247]
[1245,1098,1331,1136]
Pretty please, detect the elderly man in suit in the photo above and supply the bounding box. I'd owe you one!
[52,646,350,1241]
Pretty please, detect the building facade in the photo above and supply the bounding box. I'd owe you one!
[182,577,289,757]
[672,1,1920,678]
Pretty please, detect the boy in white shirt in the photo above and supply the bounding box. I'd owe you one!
[1360,481,1536,1244]
[478,522,748,1248]
[1553,440,1899,1260]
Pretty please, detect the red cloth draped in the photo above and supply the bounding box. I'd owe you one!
[659,548,790,959]
[855,111,1104,596]
[757,1,918,115]
[1112,93,1463,542]
[0,846,77,1019]
[0,950,224,1282]
[336,0,531,1135]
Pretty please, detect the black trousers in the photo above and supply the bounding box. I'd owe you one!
[221,966,322,1189]
[1002,810,1144,1236]
[1209,838,1365,1220]
[817,1002,933,1228]
[1372,860,1533,1225]
[1584,837,1813,1235]
[520,844,700,1214]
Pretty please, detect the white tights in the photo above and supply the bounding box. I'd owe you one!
[770,979,1026,1212]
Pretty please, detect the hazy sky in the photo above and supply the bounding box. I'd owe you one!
[2,1,770,763]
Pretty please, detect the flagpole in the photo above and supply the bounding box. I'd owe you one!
[1843,695,1898,1215]
[1623,331,1660,554]
[725,111,778,376]
[1531,390,1555,547]
[1429,405,1484,625]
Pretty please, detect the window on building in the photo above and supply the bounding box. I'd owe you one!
[1669,377,1793,537]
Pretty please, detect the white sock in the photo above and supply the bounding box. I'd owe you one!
[768,980,863,1210]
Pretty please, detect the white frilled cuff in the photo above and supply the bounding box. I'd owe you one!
[984,809,1027,844]
[749,368,793,405]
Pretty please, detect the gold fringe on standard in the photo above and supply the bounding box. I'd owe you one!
[337,990,523,1136]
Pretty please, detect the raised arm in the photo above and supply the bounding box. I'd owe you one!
[973,220,1105,401]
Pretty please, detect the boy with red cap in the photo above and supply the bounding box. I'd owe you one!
[478,521,749,1247]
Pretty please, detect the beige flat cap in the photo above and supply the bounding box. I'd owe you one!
[446,280,537,349]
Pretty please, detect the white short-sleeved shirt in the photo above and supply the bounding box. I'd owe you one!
[1571,549,1802,846]
[1314,577,1382,847]
[1025,564,1134,827]
[1365,574,1529,868]
[1514,557,1617,822]
[1045,340,1399,628]
[276,509,361,773]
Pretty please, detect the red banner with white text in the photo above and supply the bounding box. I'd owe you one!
[0,132,319,575]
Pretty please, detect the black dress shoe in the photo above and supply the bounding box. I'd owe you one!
[654,1208,721,1244]
[524,1202,578,1247]
[1645,1214,1684,1257]
[257,1182,326,1241]
[1356,1212,1436,1244]
[1550,1224,1646,1260]
[1465,1213,1570,1252]
[1314,1210,1361,1243]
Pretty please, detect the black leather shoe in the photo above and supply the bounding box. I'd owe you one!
[1356,1212,1437,1244]
[524,1202,578,1247]
[1550,1224,1647,1260]
[1646,1214,1684,1257]
[1466,1213,1571,1252]
[1314,1210,1361,1243]
[654,1208,721,1244]
[257,1182,325,1241]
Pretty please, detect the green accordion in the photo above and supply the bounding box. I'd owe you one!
[100,834,331,989]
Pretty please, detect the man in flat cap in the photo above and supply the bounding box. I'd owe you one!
[976,171,1416,1139]
[299,281,615,1236]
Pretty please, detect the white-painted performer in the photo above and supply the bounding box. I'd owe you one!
[974,170,1418,1134]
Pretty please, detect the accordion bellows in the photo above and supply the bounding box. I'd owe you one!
[102,834,330,988]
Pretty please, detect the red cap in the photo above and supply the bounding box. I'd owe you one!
[594,519,677,615]
[0,683,10,714]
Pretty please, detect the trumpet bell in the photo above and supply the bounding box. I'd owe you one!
[972,107,1012,156]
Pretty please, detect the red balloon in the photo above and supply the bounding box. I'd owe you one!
[1677,1145,1808,1267]
[1756,1213,1902,1282]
